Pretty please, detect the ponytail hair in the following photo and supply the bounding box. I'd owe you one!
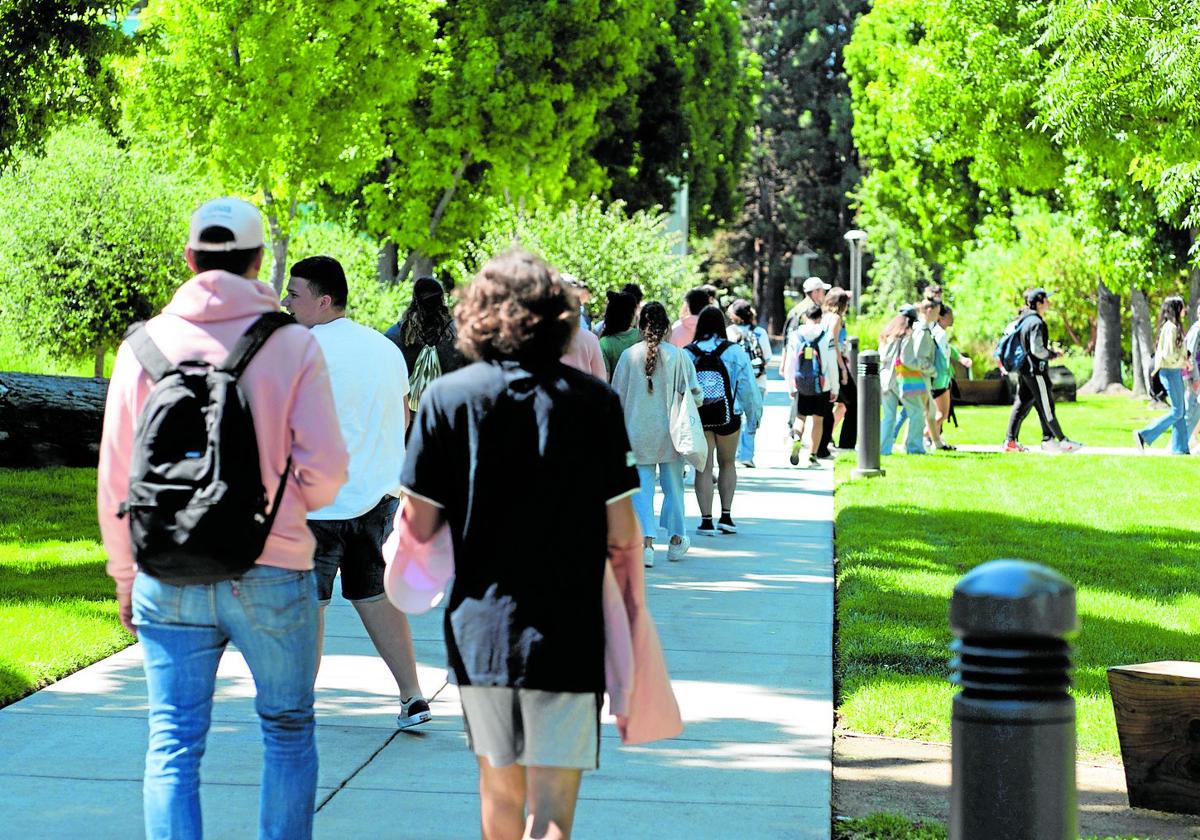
[638,301,671,393]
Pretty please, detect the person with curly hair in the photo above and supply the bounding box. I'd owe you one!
[398,249,654,840]
[611,302,703,567]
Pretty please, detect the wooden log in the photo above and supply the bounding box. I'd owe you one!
[0,372,108,468]
[1108,661,1200,816]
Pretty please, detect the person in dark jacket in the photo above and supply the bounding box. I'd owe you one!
[385,276,468,377]
[1003,288,1083,453]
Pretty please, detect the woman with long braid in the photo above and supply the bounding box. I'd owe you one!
[611,302,703,567]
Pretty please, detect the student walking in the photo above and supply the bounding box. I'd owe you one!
[822,288,857,452]
[929,304,970,448]
[726,299,772,467]
[611,302,703,567]
[598,290,640,380]
[786,303,839,467]
[887,301,938,453]
[398,249,679,840]
[685,306,762,536]
[1185,301,1200,447]
[1003,288,1083,453]
[385,276,467,409]
[98,198,349,840]
[1134,295,1190,455]
[670,287,712,348]
[284,256,432,730]
[878,306,925,455]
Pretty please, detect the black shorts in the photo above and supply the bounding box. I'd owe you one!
[705,414,742,438]
[308,496,400,603]
[931,386,949,399]
[794,391,830,418]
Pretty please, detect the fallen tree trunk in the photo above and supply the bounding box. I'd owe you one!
[0,372,108,468]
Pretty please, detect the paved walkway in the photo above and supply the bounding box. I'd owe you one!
[0,375,834,839]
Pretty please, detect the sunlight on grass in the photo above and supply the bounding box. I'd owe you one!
[834,454,1200,758]
[948,393,1173,448]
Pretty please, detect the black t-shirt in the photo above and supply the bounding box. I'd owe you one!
[400,359,640,692]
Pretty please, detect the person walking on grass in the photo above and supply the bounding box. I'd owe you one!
[284,256,432,731]
[685,306,762,536]
[612,302,703,567]
[398,249,677,840]
[786,303,839,467]
[1003,288,1083,453]
[878,305,924,456]
[726,299,772,468]
[598,290,640,380]
[1134,295,1191,455]
[1185,301,1200,449]
[887,300,939,454]
[929,304,971,449]
[99,198,349,840]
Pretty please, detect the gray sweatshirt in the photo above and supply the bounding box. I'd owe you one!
[611,341,703,465]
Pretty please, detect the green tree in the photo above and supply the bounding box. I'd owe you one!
[0,1,124,167]
[0,122,202,376]
[123,0,436,292]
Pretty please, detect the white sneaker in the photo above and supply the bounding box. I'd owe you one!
[667,535,691,562]
[1041,439,1063,453]
[1059,439,1083,453]
[643,546,655,568]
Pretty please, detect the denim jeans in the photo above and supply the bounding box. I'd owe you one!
[1140,367,1190,454]
[737,383,769,462]
[881,390,926,455]
[1186,380,1199,441]
[134,565,320,840]
[634,461,686,541]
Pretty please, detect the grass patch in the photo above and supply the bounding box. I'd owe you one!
[0,467,131,706]
[0,329,114,377]
[947,393,1168,449]
[834,814,946,840]
[834,454,1200,758]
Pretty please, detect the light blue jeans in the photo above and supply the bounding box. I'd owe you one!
[881,390,927,455]
[134,565,320,840]
[634,461,686,542]
[1140,368,1190,454]
[1186,379,1199,441]
[737,383,769,462]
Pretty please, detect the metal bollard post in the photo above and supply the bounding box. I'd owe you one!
[847,335,859,383]
[950,559,1078,840]
[851,350,884,478]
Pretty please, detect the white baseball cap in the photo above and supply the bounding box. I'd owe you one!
[802,276,832,293]
[187,197,265,252]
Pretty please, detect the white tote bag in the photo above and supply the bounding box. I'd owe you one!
[669,361,708,470]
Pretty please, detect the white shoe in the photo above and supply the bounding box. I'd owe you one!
[643,546,655,568]
[1041,439,1063,453]
[667,535,691,562]
[1059,439,1083,453]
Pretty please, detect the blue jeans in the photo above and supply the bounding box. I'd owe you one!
[881,390,926,455]
[1186,380,1199,441]
[737,384,769,462]
[1140,368,1190,454]
[634,461,686,541]
[134,565,320,840]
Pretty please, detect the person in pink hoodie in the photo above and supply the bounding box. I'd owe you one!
[668,287,712,348]
[97,197,348,840]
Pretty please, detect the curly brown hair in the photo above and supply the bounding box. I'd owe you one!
[455,249,575,363]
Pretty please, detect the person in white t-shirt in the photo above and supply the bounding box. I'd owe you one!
[284,256,431,730]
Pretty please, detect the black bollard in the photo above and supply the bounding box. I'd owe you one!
[851,350,884,478]
[950,560,1078,840]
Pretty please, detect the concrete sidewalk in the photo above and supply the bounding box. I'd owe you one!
[0,376,834,839]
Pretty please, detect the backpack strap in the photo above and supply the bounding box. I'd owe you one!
[125,324,174,383]
[221,312,296,379]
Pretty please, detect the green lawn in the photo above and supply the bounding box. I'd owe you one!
[0,330,114,377]
[0,467,131,706]
[834,453,1200,759]
[947,393,1175,449]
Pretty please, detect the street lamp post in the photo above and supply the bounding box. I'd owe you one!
[844,229,867,315]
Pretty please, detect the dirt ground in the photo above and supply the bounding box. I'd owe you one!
[833,730,1200,839]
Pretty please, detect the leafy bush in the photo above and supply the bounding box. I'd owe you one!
[448,198,702,316]
[0,122,204,375]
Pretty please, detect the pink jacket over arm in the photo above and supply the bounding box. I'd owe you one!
[97,270,349,593]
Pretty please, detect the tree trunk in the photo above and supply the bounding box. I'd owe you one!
[94,345,106,379]
[377,241,398,285]
[262,189,295,294]
[1130,286,1155,397]
[398,152,473,283]
[1081,279,1123,393]
[0,372,108,467]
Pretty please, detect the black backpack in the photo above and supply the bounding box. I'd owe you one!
[117,313,295,584]
[687,340,736,430]
[737,327,767,378]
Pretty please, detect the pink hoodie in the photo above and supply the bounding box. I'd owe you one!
[98,270,349,594]
[560,327,607,379]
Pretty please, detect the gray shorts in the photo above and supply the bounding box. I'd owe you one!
[459,687,601,770]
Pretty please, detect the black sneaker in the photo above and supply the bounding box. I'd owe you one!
[697,518,718,537]
[397,697,432,730]
[717,515,737,534]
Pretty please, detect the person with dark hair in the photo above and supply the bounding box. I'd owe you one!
[398,248,679,838]
[785,303,839,467]
[670,287,713,348]
[598,290,640,379]
[611,301,702,567]
[560,306,607,379]
[818,288,854,456]
[1003,288,1082,453]
[726,299,772,467]
[98,198,349,838]
[1185,301,1200,448]
[877,307,920,456]
[284,256,433,731]
[621,282,644,307]
[385,275,467,408]
[923,282,943,303]
[684,305,762,536]
[929,304,970,448]
[1135,295,1190,454]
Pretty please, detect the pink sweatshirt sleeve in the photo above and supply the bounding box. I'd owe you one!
[587,335,607,380]
[287,338,349,511]
[97,344,143,594]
